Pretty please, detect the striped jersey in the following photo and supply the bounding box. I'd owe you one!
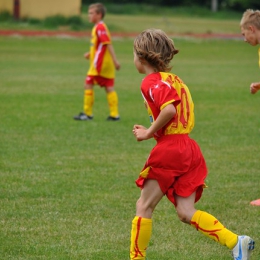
[87,21,115,79]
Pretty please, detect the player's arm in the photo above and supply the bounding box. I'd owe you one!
[107,44,120,70]
[133,104,176,141]
[250,82,260,94]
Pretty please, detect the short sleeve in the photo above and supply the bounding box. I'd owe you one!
[150,81,181,110]
[96,24,111,44]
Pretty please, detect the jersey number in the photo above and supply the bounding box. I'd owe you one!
[173,87,190,129]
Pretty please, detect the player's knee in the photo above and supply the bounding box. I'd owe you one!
[136,198,145,211]
[136,198,154,216]
[105,86,115,93]
[84,84,93,90]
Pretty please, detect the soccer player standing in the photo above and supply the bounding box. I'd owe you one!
[130,29,254,260]
[74,3,120,121]
[240,9,260,206]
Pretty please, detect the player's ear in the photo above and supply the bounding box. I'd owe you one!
[139,57,144,64]
[248,25,255,32]
[140,59,147,65]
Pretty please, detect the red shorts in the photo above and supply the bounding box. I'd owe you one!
[86,75,114,88]
[136,134,208,206]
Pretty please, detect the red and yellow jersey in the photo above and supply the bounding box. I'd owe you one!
[141,72,194,138]
[87,21,115,79]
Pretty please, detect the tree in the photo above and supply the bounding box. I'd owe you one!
[211,0,218,12]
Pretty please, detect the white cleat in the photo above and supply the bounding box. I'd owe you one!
[232,235,255,260]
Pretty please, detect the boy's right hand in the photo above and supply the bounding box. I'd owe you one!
[132,125,153,142]
[250,82,260,94]
[84,52,90,59]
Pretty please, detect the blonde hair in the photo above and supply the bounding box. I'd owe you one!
[240,9,260,29]
[133,29,179,72]
[89,3,106,18]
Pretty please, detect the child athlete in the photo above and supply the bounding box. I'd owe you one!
[74,3,120,121]
[130,28,255,260]
[240,9,260,206]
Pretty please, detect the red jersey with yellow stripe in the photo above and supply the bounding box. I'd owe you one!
[141,72,194,138]
[87,21,115,79]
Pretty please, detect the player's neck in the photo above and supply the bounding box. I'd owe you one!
[144,65,158,75]
[93,18,102,25]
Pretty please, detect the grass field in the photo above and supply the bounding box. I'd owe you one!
[96,14,242,35]
[1,10,242,35]
[0,33,260,259]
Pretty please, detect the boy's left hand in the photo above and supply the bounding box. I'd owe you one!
[114,60,120,70]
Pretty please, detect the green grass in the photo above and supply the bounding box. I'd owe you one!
[0,5,242,34]
[0,13,242,35]
[82,4,242,19]
[0,35,260,259]
[104,13,242,34]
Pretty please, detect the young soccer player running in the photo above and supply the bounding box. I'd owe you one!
[74,3,120,121]
[130,28,255,260]
[240,9,260,206]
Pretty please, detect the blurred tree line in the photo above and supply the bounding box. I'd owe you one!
[82,0,260,12]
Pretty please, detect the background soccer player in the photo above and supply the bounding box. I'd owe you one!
[130,28,254,260]
[240,9,260,206]
[74,3,120,121]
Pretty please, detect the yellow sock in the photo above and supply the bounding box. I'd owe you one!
[106,91,119,118]
[83,89,94,116]
[191,210,238,249]
[130,216,152,260]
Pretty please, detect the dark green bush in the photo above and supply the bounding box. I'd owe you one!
[27,18,41,25]
[43,15,67,28]
[0,11,12,22]
[67,15,83,26]
[42,15,86,30]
